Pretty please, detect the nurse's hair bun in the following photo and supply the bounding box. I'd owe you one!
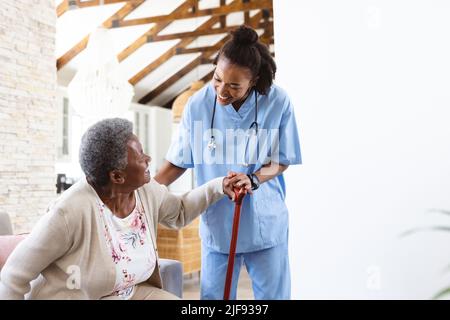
[232,25,258,45]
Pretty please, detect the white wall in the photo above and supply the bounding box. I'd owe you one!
[274,0,450,299]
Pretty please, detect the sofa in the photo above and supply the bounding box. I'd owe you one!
[0,213,183,299]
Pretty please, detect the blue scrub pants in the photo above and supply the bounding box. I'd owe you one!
[200,241,291,300]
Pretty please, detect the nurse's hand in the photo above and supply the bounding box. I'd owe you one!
[222,171,252,201]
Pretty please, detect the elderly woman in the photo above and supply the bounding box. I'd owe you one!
[0,118,249,300]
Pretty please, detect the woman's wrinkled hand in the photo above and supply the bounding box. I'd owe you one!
[222,171,253,201]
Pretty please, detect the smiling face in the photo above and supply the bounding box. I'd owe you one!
[213,57,256,106]
[122,135,151,189]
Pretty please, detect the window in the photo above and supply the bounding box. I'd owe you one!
[57,96,71,160]
[133,109,150,154]
[134,111,140,137]
[62,97,69,156]
[144,113,149,154]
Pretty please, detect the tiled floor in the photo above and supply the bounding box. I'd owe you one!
[183,267,254,300]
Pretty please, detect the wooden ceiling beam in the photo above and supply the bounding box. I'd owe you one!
[146,25,237,43]
[57,0,142,18]
[192,0,199,12]
[161,68,214,109]
[260,8,274,47]
[143,17,271,44]
[57,0,69,17]
[138,57,203,104]
[162,96,177,110]
[113,0,272,27]
[56,0,145,70]
[138,37,228,103]
[220,0,227,28]
[128,37,193,85]
[138,10,264,105]
[129,14,222,85]
[130,0,260,85]
[260,28,274,46]
[175,44,223,55]
[200,58,215,65]
[199,69,215,84]
[117,0,194,62]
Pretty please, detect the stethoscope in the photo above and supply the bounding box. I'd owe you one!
[208,90,259,167]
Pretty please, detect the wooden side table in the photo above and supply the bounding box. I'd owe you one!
[156,217,201,275]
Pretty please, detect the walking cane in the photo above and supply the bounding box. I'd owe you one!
[223,187,247,300]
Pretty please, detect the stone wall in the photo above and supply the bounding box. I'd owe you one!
[0,0,57,233]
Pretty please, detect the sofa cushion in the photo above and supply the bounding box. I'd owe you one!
[159,258,183,298]
[0,235,26,270]
[0,213,13,236]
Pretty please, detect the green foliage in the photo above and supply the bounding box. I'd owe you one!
[401,210,450,300]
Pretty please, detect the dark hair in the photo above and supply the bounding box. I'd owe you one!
[79,118,133,187]
[213,25,276,95]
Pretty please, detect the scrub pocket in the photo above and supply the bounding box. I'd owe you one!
[255,184,289,247]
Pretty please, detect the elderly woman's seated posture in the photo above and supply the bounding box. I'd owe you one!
[0,118,249,300]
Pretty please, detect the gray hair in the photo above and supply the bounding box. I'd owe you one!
[79,118,133,186]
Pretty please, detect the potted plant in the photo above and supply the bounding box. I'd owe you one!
[401,210,450,299]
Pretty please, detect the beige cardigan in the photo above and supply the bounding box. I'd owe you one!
[0,177,225,299]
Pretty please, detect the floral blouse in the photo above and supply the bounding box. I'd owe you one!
[96,192,156,299]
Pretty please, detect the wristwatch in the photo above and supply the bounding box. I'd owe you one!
[247,173,260,191]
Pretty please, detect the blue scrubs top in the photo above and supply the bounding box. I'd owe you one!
[166,83,302,253]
